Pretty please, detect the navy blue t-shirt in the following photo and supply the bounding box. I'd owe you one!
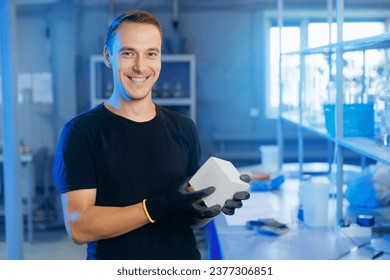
[52,103,201,259]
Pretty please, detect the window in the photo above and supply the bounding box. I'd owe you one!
[308,22,385,47]
[268,26,300,118]
[266,18,386,119]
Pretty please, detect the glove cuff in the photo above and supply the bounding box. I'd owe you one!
[144,194,169,222]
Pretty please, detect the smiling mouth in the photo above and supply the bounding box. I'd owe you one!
[130,77,148,83]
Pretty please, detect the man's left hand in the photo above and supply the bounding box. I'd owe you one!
[221,174,251,215]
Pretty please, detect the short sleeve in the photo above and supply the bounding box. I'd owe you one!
[52,119,97,194]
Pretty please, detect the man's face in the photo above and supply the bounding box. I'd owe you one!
[107,22,162,101]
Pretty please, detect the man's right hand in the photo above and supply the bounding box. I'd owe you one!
[145,178,221,221]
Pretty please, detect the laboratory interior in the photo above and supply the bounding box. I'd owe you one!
[1,0,390,260]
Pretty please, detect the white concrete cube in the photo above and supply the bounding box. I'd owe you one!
[189,157,250,207]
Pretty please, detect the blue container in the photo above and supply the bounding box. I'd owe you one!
[323,103,374,137]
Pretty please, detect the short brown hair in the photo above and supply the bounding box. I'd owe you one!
[105,10,162,53]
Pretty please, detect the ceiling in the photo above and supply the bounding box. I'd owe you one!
[14,0,390,9]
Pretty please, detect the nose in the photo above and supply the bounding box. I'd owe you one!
[133,56,146,72]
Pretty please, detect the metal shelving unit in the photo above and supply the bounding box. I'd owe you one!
[90,54,197,122]
[278,0,390,223]
[282,111,334,141]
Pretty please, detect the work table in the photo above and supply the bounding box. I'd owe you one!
[207,164,390,260]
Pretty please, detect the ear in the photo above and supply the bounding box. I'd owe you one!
[103,46,112,68]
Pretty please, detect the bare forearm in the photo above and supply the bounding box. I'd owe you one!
[65,202,149,244]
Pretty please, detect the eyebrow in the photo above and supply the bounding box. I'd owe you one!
[119,47,160,53]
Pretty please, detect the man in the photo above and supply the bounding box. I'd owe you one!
[52,10,249,260]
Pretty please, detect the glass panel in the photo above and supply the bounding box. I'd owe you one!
[281,54,300,112]
[95,62,113,100]
[157,61,190,98]
[303,53,331,127]
[270,26,300,114]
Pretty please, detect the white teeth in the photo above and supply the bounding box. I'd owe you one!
[131,77,147,83]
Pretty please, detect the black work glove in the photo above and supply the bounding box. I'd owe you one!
[221,174,251,215]
[146,178,221,221]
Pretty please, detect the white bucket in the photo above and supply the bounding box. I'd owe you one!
[301,182,330,227]
[259,145,280,173]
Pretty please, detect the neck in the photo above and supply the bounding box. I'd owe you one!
[104,96,156,122]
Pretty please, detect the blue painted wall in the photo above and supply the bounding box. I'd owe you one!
[181,11,270,158]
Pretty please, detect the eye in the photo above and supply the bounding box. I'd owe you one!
[148,51,159,58]
[121,51,135,57]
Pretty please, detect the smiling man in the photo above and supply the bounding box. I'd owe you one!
[52,10,249,260]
